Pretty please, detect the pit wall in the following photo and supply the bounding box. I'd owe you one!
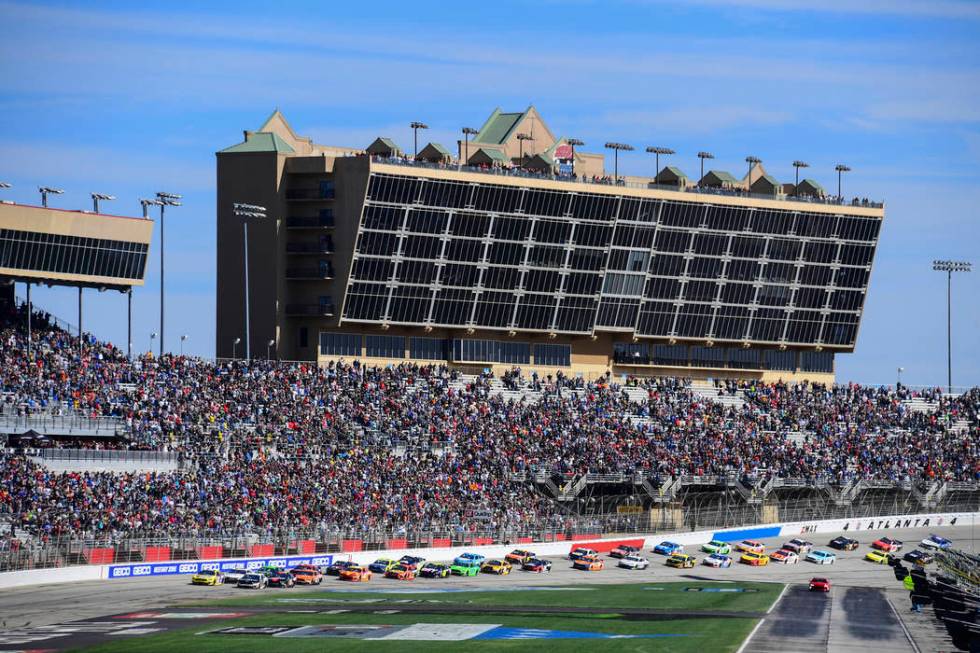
[1,510,975,590]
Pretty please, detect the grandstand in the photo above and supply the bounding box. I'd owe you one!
[1,300,977,572]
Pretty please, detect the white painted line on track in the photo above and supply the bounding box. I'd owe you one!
[767,583,789,614]
[886,594,921,653]
[735,617,766,653]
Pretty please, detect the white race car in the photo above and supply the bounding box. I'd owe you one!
[222,567,248,583]
[618,555,650,570]
[702,553,733,568]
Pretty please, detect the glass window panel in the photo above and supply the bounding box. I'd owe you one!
[661,202,703,228]
[319,332,362,357]
[533,343,571,366]
[565,271,601,296]
[835,267,870,289]
[687,256,724,280]
[801,351,834,373]
[683,280,718,302]
[473,291,516,327]
[555,295,596,332]
[636,301,676,336]
[839,243,874,266]
[402,235,442,260]
[488,241,525,266]
[470,184,523,213]
[768,238,802,261]
[645,277,682,301]
[799,264,833,286]
[649,253,686,277]
[449,212,491,238]
[441,262,480,287]
[766,349,797,371]
[492,216,532,241]
[357,231,399,256]
[568,248,606,271]
[526,245,565,268]
[653,229,691,253]
[365,335,405,358]
[431,288,474,325]
[404,209,447,234]
[515,293,557,329]
[713,305,750,340]
[387,286,432,323]
[785,310,822,343]
[409,337,448,360]
[573,224,612,247]
[445,238,483,263]
[674,303,713,337]
[534,219,573,244]
[398,259,438,284]
[363,205,403,231]
[483,265,521,290]
[525,269,561,293]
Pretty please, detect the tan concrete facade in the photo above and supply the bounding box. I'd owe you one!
[0,203,153,288]
[217,110,883,383]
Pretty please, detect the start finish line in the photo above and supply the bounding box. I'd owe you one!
[107,554,333,579]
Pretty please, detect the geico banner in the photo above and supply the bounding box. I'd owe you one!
[107,554,334,579]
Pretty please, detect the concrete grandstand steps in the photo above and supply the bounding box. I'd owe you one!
[902,398,940,414]
[688,380,747,409]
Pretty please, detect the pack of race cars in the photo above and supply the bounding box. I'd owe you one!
[189,532,953,589]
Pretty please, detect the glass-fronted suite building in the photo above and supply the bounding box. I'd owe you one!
[216,110,883,382]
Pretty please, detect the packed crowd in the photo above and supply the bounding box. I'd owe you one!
[0,303,978,541]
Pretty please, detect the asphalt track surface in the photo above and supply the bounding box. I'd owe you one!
[0,523,974,651]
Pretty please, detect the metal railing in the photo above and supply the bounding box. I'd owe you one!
[371,156,885,209]
[0,415,125,435]
[28,449,179,464]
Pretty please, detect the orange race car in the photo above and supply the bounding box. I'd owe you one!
[572,555,604,571]
[339,565,372,582]
[290,564,323,585]
[385,564,416,581]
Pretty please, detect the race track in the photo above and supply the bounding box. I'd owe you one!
[0,523,974,651]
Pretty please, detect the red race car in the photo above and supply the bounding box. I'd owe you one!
[871,537,904,553]
[809,577,831,592]
[609,545,640,559]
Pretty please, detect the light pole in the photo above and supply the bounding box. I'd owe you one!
[604,142,634,183]
[835,164,851,199]
[932,260,972,395]
[233,337,241,360]
[897,367,904,388]
[180,334,188,356]
[697,151,714,186]
[267,339,276,360]
[38,186,63,208]
[410,121,428,159]
[566,138,584,174]
[127,288,132,360]
[91,192,115,213]
[645,146,674,184]
[516,133,533,168]
[155,192,181,356]
[792,160,809,191]
[745,156,761,193]
[460,127,477,167]
[234,203,267,361]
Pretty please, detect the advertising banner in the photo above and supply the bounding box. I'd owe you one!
[107,554,333,579]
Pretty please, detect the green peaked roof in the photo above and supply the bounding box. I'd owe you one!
[704,170,740,184]
[474,107,528,144]
[219,132,295,154]
[663,165,687,178]
[798,178,825,193]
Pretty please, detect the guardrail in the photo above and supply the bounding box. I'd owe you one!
[29,449,179,464]
[0,415,125,435]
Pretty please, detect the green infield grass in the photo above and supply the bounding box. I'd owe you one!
[71,582,782,653]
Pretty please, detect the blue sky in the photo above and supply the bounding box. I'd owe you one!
[0,0,978,387]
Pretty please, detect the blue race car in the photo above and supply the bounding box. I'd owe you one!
[453,552,486,566]
[920,534,952,550]
[653,541,683,555]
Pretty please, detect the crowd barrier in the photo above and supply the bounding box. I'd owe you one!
[2,509,975,590]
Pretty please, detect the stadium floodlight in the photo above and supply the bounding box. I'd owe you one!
[180,334,188,356]
[697,152,714,185]
[409,121,428,159]
[139,197,163,217]
[460,126,478,166]
[149,331,157,354]
[646,146,674,182]
[745,156,761,191]
[604,142,634,183]
[897,367,904,387]
[91,192,115,213]
[566,138,584,162]
[932,259,972,395]
[234,203,268,361]
[38,186,64,208]
[516,133,533,167]
[835,164,851,198]
[0,182,11,189]
[792,160,809,189]
[267,338,276,360]
[153,192,182,358]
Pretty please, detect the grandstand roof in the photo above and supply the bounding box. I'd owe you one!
[219,132,295,154]
[474,107,528,144]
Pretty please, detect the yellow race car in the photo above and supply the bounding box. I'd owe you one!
[865,550,893,565]
[666,553,697,568]
[481,559,513,575]
[191,569,224,586]
[740,552,770,566]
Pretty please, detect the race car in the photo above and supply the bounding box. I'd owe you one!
[267,570,295,588]
[237,573,267,589]
[398,555,426,571]
[653,541,683,556]
[569,547,598,561]
[290,565,323,585]
[703,553,732,568]
[385,564,416,581]
[481,559,513,575]
[572,555,604,571]
[257,565,280,577]
[736,540,765,554]
[522,558,553,573]
[740,552,770,566]
[666,553,696,568]
[368,558,398,574]
[453,552,486,567]
[903,550,935,566]
[701,540,732,555]
[871,537,903,553]
[339,565,373,582]
[805,550,837,565]
[419,562,452,578]
[609,545,640,559]
[450,561,481,577]
[618,554,650,570]
[191,569,224,586]
[920,534,953,551]
[770,549,800,564]
[864,549,893,565]
[222,568,248,584]
[504,549,536,565]
[327,560,358,576]
[809,577,831,592]
[828,536,859,551]
[782,539,813,554]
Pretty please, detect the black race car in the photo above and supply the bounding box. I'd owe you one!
[903,550,935,566]
[829,536,859,551]
[522,558,553,573]
[327,560,358,576]
[267,570,295,588]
